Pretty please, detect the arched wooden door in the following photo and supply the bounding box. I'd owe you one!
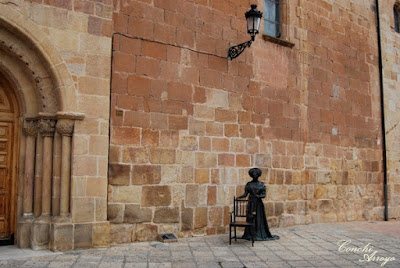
[0,73,18,243]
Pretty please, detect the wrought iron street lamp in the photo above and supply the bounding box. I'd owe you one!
[228,4,263,60]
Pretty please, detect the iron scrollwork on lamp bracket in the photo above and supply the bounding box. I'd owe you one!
[228,4,263,60]
[228,40,254,61]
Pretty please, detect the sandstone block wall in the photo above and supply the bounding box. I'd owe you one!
[380,0,400,219]
[2,0,112,249]
[109,0,398,244]
[5,0,398,250]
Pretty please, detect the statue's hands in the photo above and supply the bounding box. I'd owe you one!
[237,193,247,199]
[255,189,266,198]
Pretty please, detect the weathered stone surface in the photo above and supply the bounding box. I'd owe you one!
[275,202,284,217]
[179,166,194,183]
[50,223,73,251]
[136,224,158,242]
[154,207,179,223]
[195,152,217,168]
[93,221,110,247]
[209,206,222,227]
[235,154,250,167]
[318,199,333,213]
[71,198,95,223]
[224,206,230,225]
[288,186,302,200]
[207,185,216,205]
[181,207,193,231]
[279,214,295,228]
[316,171,331,184]
[255,154,272,168]
[161,165,178,184]
[176,150,194,165]
[110,224,132,244]
[109,164,130,185]
[363,197,375,209]
[194,207,208,229]
[149,148,176,164]
[265,202,274,217]
[122,147,149,164]
[107,204,124,223]
[95,198,107,221]
[124,204,152,223]
[285,201,298,214]
[172,184,185,206]
[74,223,93,249]
[314,185,327,199]
[111,186,141,203]
[179,136,198,151]
[131,165,161,185]
[195,168,209,184]
[142,186,171,206]
[185,184,199,207]
[17,220,32,248]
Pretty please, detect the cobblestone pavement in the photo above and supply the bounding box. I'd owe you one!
[0,221,399,267]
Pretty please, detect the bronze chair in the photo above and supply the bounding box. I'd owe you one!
[229,196,255,247]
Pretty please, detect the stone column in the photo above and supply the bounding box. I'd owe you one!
[39,119,55,216]
[56,119,74,217]
[18,119,38,248]
[52,133,61,216]
[33,134,43,217]
[22,119,38,216]
[31,119,55,250]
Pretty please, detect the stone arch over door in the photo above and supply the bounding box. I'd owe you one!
[0,6,84,250]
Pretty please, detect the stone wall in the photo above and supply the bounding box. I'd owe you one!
[1,0,112,250]
[3,0,397,251]
[380,0,400,219]
[109,0,397,244]
[290,0,384,223]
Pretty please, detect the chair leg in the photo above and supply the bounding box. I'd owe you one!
[251,225,255,247]
[229,225,231,245]
[234,226,237,241]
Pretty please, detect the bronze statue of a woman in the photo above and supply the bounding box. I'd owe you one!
[238,168,279,241]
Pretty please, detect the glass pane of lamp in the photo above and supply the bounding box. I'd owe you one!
[247,16,254,33]
[254,17,261,33]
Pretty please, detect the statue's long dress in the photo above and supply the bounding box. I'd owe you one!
[242,181,279,241]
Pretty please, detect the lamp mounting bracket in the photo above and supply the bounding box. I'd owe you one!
[227,40,253,60]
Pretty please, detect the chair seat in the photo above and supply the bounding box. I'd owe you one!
[230,220,252,227]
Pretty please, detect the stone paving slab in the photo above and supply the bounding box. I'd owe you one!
[0,221,399,267]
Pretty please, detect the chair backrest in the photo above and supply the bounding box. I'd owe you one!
[233,197,248,220]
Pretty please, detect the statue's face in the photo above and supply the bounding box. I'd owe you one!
[249,168,262,179]
[250,169,259,179]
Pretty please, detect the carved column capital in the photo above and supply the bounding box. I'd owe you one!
[56,119,74,137]
[39,119,56,137]
[23,119,39,136]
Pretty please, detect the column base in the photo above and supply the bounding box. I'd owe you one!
[17,215,110,251]
[49,222,74,251]
[17,216,34,248]
[31,215,51,250]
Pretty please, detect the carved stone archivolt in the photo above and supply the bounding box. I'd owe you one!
[23,119,39,136]
[39,119,56,137]
[56,119,74,137]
